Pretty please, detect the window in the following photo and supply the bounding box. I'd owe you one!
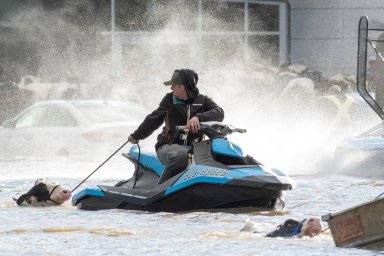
[248,35,280,65]
[115,0,200,31]
[16,105,77,128]
[41,106,77,127]
[115,0,288,68]
[153,0,199,31]
[201,35,245,68]
[202,1,244,31]
[115,0,152,31]
[248,3,279,32]
[15,106,46,128]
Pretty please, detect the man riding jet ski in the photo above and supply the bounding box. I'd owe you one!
[72,69,295,212]
[128,69,225,185]
[72,121,295,212]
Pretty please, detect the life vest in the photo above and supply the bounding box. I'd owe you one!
[318,94,356,127]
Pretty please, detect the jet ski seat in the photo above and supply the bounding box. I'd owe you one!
[127,146,165,176]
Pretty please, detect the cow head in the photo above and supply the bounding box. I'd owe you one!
[15,179,71,206]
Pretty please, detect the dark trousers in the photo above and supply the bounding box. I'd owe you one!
[157,144,189,184]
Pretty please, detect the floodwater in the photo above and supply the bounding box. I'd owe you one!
[0,157,383,256]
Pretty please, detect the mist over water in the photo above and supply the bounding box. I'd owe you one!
[2,2,381,178]
[2,4,384,256]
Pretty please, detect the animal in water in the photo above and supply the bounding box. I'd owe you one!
[241,217,323,238]
[15,179,72,206]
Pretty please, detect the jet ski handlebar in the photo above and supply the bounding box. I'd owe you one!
[176,122,246,138]
[232,128,247,133]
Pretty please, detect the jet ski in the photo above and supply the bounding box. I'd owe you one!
[72,122,296,212]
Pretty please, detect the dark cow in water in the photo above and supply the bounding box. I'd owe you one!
[15,179,71,206]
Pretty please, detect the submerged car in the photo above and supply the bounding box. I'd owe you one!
[335,121,384,176]
[333,40,384,176]
[0,100,149,159]
[333,91,384,176]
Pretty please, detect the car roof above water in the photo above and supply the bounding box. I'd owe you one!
[31,100,149,124]
[69,100,149,123]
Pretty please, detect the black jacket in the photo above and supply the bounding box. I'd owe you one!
[265,219,305,237]
[131,69,224,150]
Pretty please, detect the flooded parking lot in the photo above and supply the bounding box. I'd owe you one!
[0,158,383,255]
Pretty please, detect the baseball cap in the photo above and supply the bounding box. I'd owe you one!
[163,70,184,85]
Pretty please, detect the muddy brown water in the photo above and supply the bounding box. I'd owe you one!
[0,158,382,256]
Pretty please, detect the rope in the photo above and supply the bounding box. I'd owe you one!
[132,143,141,188]
[71,140,129,193]
[376,191,384,199]
[321,227,330,233]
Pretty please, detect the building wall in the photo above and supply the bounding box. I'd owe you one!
[288,0,384,76]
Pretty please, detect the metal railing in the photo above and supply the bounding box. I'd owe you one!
[356,16,384,120]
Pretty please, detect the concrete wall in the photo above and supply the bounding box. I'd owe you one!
[288,0,384,76]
